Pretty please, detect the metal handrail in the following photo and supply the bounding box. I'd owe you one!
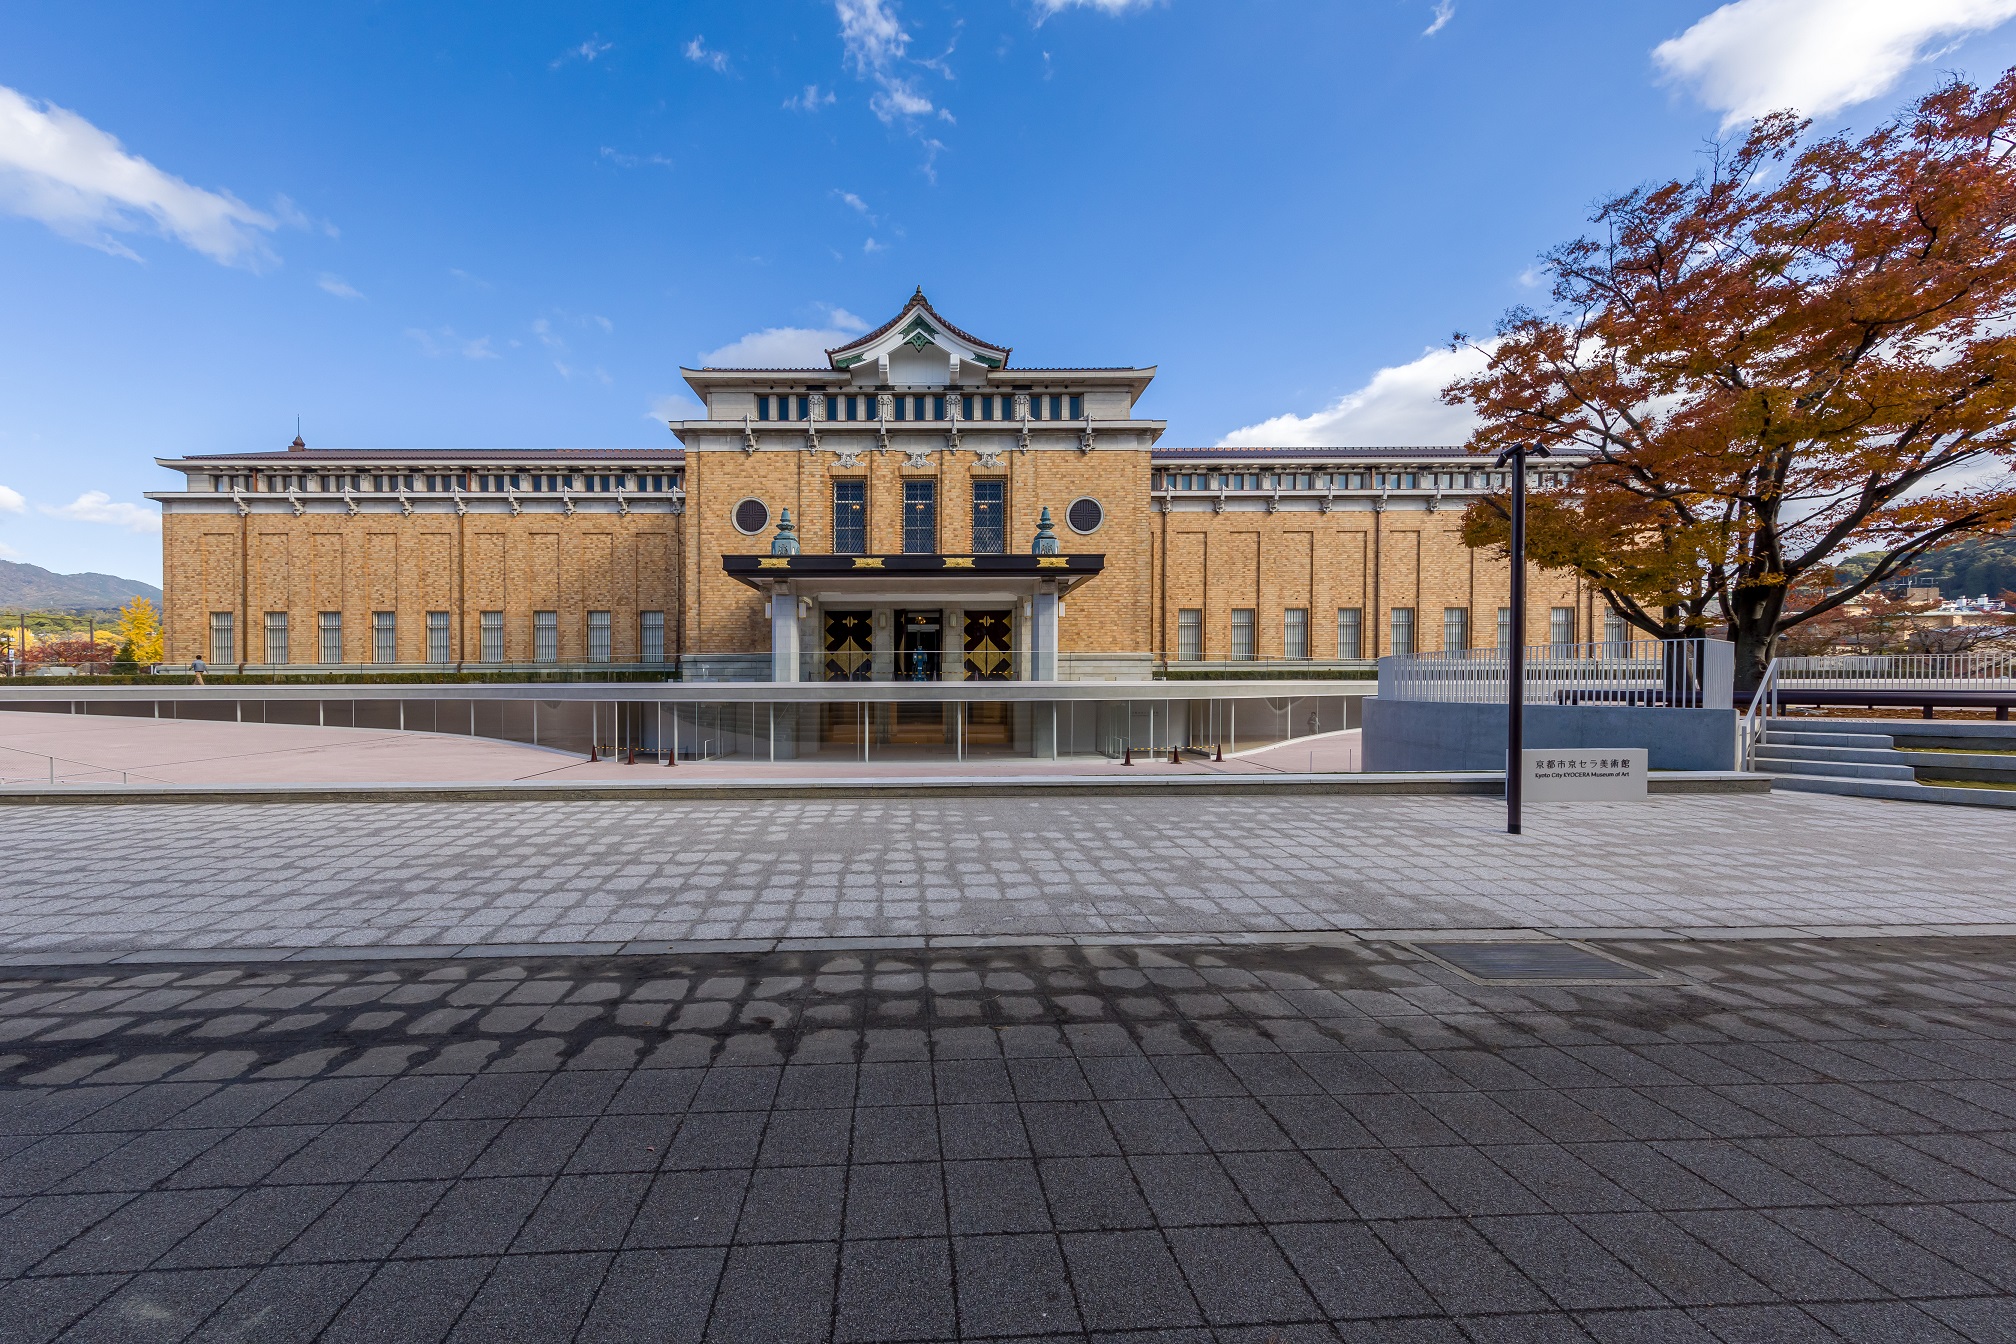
[1775,652,2016,689]
[1378,638,1735,711]
[0,744,164,787]
[1738,658,1781,771]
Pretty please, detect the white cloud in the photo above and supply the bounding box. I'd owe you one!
[703,325,863,368]
[863,237,887,254]
[40,490,160,533]
[0,84,276,265]
[405,327,499,360]
[552,37,612,67]
[0,484,25,514]
[684,36,729,72]
[1654,0,2016,128]
[816,305,869,332]
[836,0,942,124]
[648,392,705,423]
[599,146,675,169]
[835,190,874,216]
[317,273,362,299]
[1423,1,1455,37]
[785,84,838,111]
[1033,0,1160,15]
[1217,344,1493,447]
[449,267,491,290]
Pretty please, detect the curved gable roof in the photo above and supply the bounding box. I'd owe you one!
[823,287,1011,370]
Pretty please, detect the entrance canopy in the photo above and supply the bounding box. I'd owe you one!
[723,552,1104,599]
[724,554,1105,682]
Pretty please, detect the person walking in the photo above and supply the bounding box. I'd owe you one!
[190,655,207,686]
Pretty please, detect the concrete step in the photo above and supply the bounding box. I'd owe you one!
[1756,756,1918,781]
[1894,749,2016,786]
[1767,772,2016,809]
[1754,743,1908,768]
[1760,730,1895,749]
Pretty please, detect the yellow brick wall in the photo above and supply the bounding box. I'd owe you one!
[683,445,1154,656]
[162,510,681,663]
[1150,507,1583,659]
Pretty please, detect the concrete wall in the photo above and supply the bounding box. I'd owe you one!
[1362,698,1737,772]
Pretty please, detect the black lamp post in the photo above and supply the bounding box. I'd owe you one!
[1492,442,1549,835]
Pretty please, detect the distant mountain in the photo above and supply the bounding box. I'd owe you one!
[0,560,162,611]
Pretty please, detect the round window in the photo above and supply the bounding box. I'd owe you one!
[732,498,770,535]
[1066,496,1104,534]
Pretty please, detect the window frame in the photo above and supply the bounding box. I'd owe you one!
[833,479,867,555]
[902,478,937,555]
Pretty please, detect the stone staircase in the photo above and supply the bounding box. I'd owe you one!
[1753,720,2016,809]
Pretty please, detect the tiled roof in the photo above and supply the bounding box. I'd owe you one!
[170,448,685,462]
[825,288,1010,365]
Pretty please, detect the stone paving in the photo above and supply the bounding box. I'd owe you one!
[2,792,2014,959]
[3,936,2015,1342]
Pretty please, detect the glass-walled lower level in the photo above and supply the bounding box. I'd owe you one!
[20,693,1358,764]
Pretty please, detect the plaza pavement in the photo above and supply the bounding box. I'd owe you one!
[2,936,2014,1342]
[1,790,2011,964]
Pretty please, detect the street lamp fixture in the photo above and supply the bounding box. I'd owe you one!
[1491,441,1551,835]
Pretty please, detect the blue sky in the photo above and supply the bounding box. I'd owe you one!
[5,0,2016,585]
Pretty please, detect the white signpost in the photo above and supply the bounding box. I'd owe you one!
[1520,748,1648,802]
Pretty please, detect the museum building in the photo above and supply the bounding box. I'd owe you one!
[150,290,1594,679]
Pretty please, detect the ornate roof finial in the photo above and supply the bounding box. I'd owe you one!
[771,508,800,556]
[1031,506,1060,556]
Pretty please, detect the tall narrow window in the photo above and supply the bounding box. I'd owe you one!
[1390,607,1416,658]
[1603,610,1627,648]
[1337,608,1363,660]
[1284,608,1309,660]
[1498,606,1513,650]
[1177,609,1203,661]
[427,611,451,664]
[208,612,234,665]
[319,611,342,663]
[971,480,1005,554]
[1549,607,1575,649]
[481,611,504,663]
[372,611,396,664]
[1230,609,1256,661]
[1443,607,1469,653]
[534,611,558,663]
[1069,394,1083,418]
[903,479,936,554]
[587,611,612,662]
[263,612,288,665]
[833,480,867,555]
[640,611,665,663]
[755,396,771,422]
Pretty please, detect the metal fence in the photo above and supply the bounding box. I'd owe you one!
[1775,652,2016,690]
[1378,639,1735,711]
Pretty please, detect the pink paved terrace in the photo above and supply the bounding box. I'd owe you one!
[0,710,1362,787]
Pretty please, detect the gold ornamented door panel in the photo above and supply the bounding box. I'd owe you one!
[824,610,872,681]
[963,610,1011,681]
